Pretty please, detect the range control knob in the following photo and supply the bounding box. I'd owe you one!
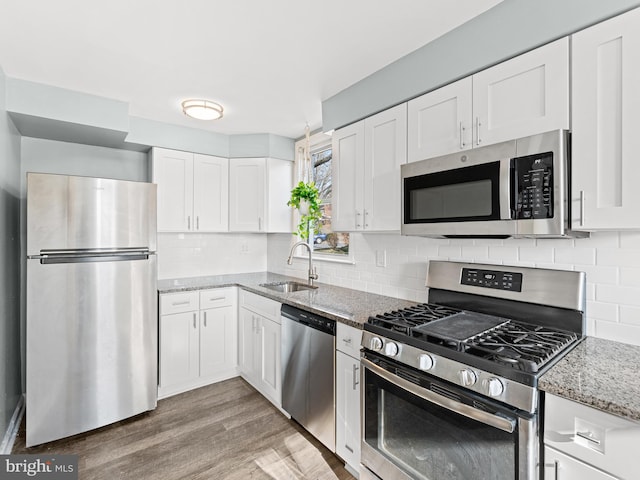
[458,369,477,387]
[418,354,435,371]
[369,336,383,351]
[384,342,399,357]
[483,377,504,397]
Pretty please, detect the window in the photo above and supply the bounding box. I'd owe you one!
[310,145,350,258]
[293,132,352,263]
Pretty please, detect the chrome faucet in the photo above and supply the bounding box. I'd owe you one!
[287,241,318,287]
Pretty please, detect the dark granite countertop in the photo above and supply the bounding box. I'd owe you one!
[157,271,417,328]
[539,336,640,422]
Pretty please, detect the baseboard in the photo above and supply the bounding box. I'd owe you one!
[0,394,25,454]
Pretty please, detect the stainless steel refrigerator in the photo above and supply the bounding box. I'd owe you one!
[26,172,158,447]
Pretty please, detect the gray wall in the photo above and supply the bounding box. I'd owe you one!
[0,67,23,446]
[322,0,640,131]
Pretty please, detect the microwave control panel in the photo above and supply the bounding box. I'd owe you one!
[512,153,553,219]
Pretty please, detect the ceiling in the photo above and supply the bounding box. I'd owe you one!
[0,0,503,139]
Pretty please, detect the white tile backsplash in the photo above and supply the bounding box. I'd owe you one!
[267,231,640,347]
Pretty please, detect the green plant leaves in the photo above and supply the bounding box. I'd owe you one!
[288,181,322,239]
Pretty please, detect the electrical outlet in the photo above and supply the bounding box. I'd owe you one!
[240,241,249,254]
[376,249,387,267]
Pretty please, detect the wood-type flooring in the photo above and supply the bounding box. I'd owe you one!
[13,377,356,480]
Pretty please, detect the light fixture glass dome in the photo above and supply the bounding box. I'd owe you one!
[181,99,224,120]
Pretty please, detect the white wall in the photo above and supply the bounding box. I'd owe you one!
[157,233,267,280]
[268,231,640,347]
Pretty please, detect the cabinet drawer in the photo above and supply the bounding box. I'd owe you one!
[160,291,199,315]
[239,289,281,322]
[336,322,362,358]
[544,393,640,479]
[199,287,235,309]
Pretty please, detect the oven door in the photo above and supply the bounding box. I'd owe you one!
[361,355,538,480]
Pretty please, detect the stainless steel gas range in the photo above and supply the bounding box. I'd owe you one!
[360,261,586,480]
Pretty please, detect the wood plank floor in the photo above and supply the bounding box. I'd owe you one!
[13,377,356,480]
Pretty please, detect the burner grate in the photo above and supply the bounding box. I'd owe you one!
[463,322,579,373]
[368,303,460,335]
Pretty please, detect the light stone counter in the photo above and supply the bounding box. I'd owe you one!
[539,336,640,422]
[158,271,417,329]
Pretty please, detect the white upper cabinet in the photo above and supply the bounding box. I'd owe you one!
[571,7,640,230]
[408,77,473,162]
[472,37,569,147]
[152,147,229,232]
[407,38,569,162]
[333,103,407,232]
[229,157,292,232]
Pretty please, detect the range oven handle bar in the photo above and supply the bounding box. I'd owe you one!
[362,358,516,434]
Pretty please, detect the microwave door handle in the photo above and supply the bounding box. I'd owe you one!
[362,358,516,434]
[499,158,512,220]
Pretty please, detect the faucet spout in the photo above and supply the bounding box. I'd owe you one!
[287,241,318,286]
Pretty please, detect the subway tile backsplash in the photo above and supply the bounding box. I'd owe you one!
[267,231,640,347]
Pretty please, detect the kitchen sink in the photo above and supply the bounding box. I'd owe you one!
[259,281,318,293]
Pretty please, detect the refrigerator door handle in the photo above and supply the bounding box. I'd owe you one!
[32,250,152,264]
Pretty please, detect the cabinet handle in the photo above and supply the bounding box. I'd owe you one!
[187,216,191,230]
[193,313,197,329]
[544,461,558,480]
[352,364,359,389]
[475,117,482,145]
[459,121,465,149]
[356,211,362,228]
[203,311,207,327]
[580,190,585,227]
[576,430,601,445]
[171,300,191,306]
[345,444,354,453]
[258,217,262,231]
[209,296,225,302]
[197,216,200,230]
[342,337,352,344]
[364,210,369,228]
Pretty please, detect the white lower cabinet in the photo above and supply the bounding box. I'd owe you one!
[543,446,616,480]
[238,290,282,408]
[335,323,362,474]
[544,393,640,480]
[158,288,238,398]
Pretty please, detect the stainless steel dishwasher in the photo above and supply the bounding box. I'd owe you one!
[281,304,336,452]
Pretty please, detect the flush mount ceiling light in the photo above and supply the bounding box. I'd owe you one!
[181,99,224,120]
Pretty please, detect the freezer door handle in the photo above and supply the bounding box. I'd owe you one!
[31,250,152,264]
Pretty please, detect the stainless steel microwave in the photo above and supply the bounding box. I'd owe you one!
[401,130,586,238]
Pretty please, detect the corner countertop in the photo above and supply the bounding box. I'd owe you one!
[157,271,417,328]
[539,336,640,423]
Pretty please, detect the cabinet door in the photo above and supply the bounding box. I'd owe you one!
[193,154,229,232]
[159,311,199,388]
[238,307,257,382]
[258,316,281,405]
[364,103,407,231]
[571,8,640,230]
[408,77,472,161]
[332,122,365,231]
[543,447,616,480]
[266,158,293,233]
[229,158,266,231]
[152,148,194,232]
[336,351,361,471]
[472,37,569,147]
[200,305,236,378]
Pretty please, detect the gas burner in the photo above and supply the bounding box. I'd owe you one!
[368,303,461,335]
[463,322,579,373]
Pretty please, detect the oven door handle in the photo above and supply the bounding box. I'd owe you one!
[362,358,516,434]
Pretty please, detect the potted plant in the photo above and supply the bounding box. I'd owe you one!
[288,181,322,240]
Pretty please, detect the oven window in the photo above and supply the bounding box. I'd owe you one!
[364,367,516,480]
